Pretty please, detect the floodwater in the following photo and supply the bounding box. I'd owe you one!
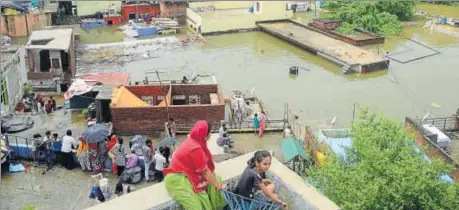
[0,133,282,210]
[76,19,459,129]
[3,4,459,210]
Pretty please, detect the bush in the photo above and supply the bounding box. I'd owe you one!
[308,109,459,209]
[324,1,415,35]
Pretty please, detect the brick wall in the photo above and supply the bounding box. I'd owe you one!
[172,84,219,104]
[404,117,459,181]
[112,104,225,135]
[160,1,187,23]
[0,12,51,37]
[27,71,53,80]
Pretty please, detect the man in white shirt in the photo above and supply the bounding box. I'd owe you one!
[153,147,166,182]
[60,130,77,170]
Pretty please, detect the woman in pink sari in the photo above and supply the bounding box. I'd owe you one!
[258,111,266,137]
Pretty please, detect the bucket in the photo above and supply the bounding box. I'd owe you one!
[441,17,447,25]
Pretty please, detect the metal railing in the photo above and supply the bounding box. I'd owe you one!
[174,119,286,134]
[4,134,34,160]
[413,116,459,133]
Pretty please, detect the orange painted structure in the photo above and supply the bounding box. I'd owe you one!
[104,15,123,25]
[121,4,160,21]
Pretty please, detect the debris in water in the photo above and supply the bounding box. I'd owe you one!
[431,102,441,108]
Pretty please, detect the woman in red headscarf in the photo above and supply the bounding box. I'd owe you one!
[164,120,227,210]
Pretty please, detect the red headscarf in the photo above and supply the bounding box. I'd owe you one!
[164,120,215,193]
[108,135,117,151]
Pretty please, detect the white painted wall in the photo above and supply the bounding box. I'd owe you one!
[1,48,28,114]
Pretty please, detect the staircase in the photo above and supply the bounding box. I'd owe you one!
[340,64,351,74]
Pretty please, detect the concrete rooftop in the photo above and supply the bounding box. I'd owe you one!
[86,152,340,210]
[25,28,73,51]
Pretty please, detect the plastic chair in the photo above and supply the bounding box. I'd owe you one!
[221,190,281,210]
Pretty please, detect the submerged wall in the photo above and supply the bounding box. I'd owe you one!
[86,152,340,210]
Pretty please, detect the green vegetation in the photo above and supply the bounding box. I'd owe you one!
[324,2,416,35]
[23,85,33,95]
[308,110,459,210]
[81,108,89,116]
[22,205,36,210]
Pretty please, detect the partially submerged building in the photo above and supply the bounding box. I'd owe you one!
[111,83,225,135]
[25,29,75,92]
[187,1,293,35]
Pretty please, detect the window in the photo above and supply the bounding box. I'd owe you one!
[142,96,154,105]
[172,95,186,100]
[51,58,61,69]
[1,77,8,105]
[157,95,164,101]
[109,9,115,15]
[189,95,201,105]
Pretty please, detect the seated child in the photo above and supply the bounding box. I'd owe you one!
[233,150,287,208]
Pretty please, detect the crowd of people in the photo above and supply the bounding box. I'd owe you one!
[32,117,288,209]
[21,94,57,114]
[31,131,172,185]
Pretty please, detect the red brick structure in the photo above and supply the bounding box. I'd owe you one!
[159,0,188,24]
[121,3,161,21]
[111,84,225,135]
[25,29,76,87]
[104,15,123,25]
[311,18,342,30]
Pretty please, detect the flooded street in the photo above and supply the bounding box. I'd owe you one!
[1,133,282,210]
[3,4,459,210]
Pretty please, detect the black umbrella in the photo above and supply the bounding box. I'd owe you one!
[158,137,177,148]
[82,124,110,143]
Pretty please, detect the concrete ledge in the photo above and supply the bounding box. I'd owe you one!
[87,152,339,210]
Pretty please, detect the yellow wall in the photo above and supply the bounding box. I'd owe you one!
[190,1,253,10]
[76,1,121,16]
[199,1,292,34]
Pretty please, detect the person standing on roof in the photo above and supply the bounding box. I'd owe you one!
[164,120,227,210]
[258,111,267,137]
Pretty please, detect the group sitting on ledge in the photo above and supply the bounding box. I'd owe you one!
[163,120,288,210]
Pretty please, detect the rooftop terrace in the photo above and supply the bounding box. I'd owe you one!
[87,152,340,210]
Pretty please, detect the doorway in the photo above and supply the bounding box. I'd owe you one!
[39,50,51,72]
[107,20,113,25]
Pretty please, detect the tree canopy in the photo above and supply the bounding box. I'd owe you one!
[323,2,416,35]
[308,110,459,210]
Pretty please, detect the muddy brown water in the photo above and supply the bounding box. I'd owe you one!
[3,5,459,209]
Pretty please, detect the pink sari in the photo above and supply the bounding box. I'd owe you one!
[258,113,266,136]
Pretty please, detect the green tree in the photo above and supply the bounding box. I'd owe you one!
[323,1,415,35]
[308,110,459,210]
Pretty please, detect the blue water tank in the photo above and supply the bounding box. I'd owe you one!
[249,6,254,13]
[441,17,447,25]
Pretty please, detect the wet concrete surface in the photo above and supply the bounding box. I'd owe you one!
[1,133,284,210]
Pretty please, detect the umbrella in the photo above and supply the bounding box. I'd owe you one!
[158,137,177,148]
[82,124,110,143]
[130,135,146,146]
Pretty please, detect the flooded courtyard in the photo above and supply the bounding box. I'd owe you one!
[2,3,459,210]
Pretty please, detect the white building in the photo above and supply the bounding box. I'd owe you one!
[1,48,28,114]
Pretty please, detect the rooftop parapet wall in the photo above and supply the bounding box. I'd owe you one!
[86,152,340,210]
